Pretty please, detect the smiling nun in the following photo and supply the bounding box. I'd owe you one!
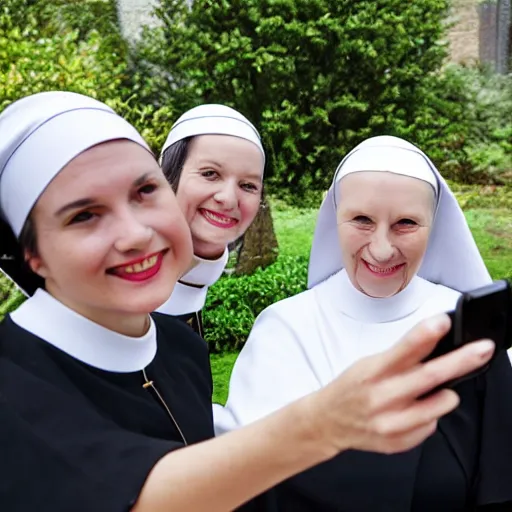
[156,105,265,335]
[215,136,512,511]
[0,95,495,511]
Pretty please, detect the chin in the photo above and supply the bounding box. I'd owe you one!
[359,283,401,299]
[124,285,176,314]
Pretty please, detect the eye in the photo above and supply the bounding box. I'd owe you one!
[137,183,157,197]
[397,218,417,226]
[201,170,218,179]
[68,211,96,225]
[241,182,260,193]
[353,215,372,224]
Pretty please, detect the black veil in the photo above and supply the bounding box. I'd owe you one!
[0,218,41,297]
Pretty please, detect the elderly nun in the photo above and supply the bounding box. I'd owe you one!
[215,136,512,511]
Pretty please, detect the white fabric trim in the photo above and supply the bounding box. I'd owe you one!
[333,145,438,198]
[11,289,157,372]
[156,248,229,315]
[160,104,265,162]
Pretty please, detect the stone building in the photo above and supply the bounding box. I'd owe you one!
[447,0,510,72]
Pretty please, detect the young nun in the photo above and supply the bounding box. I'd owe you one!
[0,94,495,511]
[215,136,512,511]
[156,105,264,335]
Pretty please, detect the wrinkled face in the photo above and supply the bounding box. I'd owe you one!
[28,140,193,333]
[176,134,264,259]
[336,171,435,298]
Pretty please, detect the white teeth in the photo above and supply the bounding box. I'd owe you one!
[119,255,159,274]
[368,263,399,273]
[203,210,236,225]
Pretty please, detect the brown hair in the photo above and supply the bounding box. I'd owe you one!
[160,137,192,193]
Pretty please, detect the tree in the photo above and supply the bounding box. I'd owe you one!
[136,0,451,196]
[234,194,278,276]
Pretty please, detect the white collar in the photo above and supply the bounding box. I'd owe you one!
[319,269,432,323]
[156,248,228,315]
[10,288,157,372]
[182,248,229,287]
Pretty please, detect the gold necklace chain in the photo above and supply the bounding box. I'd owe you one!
[142,367,188,445]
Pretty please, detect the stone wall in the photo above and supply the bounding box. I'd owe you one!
[446,0,480,64]
[116,0,161,41]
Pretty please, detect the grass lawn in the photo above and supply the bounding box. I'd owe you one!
[211,205,512,404]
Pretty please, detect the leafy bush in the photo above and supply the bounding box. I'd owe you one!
[0,273,25,321]
[404,65,512,185]
[203,255,308,352]
[0,0,129,109]
[447,181,512,210]
[135,0,451,196]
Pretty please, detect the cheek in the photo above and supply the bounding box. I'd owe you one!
[337,227,367,258]
[238,194,261,228]
[152,202,192,260]
[399,232,430,264]
[176,180,212,223]
[38,231,110,278]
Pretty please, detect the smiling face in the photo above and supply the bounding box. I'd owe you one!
[336,171,435,298]
[26,140,193,334]
[175,134,264,259]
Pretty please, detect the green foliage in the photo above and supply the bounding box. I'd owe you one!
[447,181,512,210]
[135,0,451,195]
[0,273,25,321]
[211,351,239,404]
[203,255,308,352]
[403,65,512,185]
[0,0,128,109]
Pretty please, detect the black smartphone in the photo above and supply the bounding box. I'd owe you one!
[424,280,512,389]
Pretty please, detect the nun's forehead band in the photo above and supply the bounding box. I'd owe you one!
[0,94,149,238]
[170,114,261,140]
[332,144,439,208]
[0,107,103,177]
[160,105,265,164]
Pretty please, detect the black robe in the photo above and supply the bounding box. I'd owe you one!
[176,310,204,338]
[0,312,263,511]
[263,351,512,511]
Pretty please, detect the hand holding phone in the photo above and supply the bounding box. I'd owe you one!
[424,280,511,389]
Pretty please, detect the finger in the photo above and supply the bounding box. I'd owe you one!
[369,314,452,378]
[363,421,439,455]
[396,339,495,399]
[372,388,460,438]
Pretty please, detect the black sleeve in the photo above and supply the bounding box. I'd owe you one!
[0,359,180,512]
[476,351,512,508]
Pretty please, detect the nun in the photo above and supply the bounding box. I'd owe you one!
[0,94,494,511]
[156,104,264,336]
[216,136,512,511]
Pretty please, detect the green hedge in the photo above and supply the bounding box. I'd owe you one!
[203,255,308,352]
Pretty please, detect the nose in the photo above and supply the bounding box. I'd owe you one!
[114,211,154,254]
[213,182,238,210]
[368,228,395,263]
